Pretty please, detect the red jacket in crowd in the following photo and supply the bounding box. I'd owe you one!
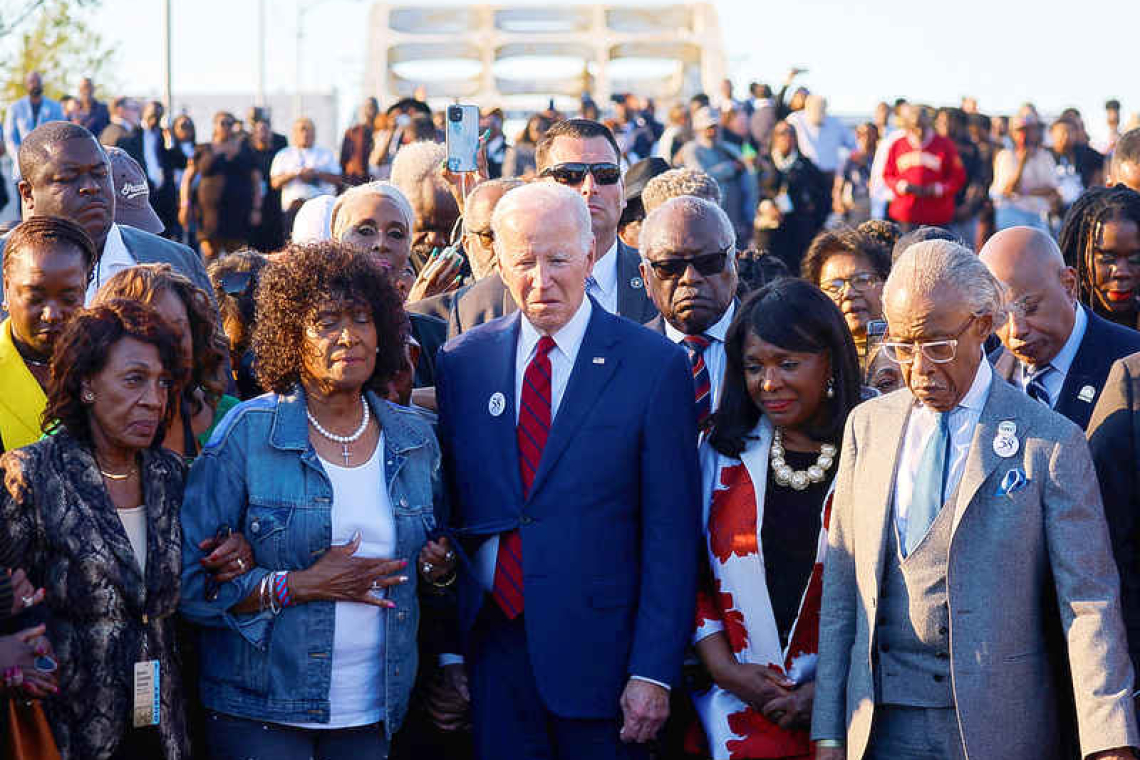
[883,131,967,225]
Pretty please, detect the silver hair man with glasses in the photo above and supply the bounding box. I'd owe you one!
[640,196,738,426]
[812,240,1138,760]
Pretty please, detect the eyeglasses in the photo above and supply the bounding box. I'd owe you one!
[820,272,881,297]
[881,316,976,365]
[646,249,731,280]
[540,162,621,186]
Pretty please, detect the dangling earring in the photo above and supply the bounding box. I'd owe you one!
[826,377,835,398]
[82,391,95,403]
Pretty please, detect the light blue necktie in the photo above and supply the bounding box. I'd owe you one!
[905,411,951,555]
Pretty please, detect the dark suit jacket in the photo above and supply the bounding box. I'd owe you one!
[100,122,145,168]
[446,240,658,338]
[409,312,446,388]
[1087,350,1140,680]
[407,285,467,325]
[991,306,1140,430]
[435,299,700,717]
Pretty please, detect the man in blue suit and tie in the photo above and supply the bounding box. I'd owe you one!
[435,182,701,759]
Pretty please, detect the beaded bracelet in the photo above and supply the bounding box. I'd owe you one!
[272,571,293,610]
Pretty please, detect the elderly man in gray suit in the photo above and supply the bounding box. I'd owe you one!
[812,239,1138,760]
[2,121,213,306]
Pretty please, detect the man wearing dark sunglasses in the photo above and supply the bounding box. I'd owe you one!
[641,197,738,423]
[536,119,657,323]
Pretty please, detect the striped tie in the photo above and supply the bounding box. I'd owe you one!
[493,335,556,619]
[682,334,713,428]
[1026,364,1054,406]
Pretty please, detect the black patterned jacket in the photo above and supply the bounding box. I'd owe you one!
[0,431,189,759]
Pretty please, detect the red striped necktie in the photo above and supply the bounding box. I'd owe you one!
[493,335,556,619]
[682,334,713,429]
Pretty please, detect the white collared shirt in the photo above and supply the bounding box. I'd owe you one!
[586,241,619,314]
[475,297,596,591]
[664,300,736,412]
[85,224,136,305]
[894,356,992,545]
[1016,304,1086,408]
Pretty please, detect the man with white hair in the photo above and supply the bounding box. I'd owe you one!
[812,240,1138,760]
[435,181,700,760]
[640,196,738,425]
[980,226,1140,430]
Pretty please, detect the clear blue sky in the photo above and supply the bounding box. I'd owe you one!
[86,0,1138,141]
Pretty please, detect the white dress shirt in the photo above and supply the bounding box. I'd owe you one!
[85,224,136,305]
[586,241,619,314]
[894,356,991,546]
[1016,303,1085,408]
[664,300,736,413]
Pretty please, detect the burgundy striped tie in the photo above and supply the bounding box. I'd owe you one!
[493,335,556,619]
[682,334,713,428]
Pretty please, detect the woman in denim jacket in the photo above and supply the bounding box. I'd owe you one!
[180,242,454,759]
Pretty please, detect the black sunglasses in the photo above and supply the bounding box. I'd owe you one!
[540,162,621,186]
[219,269,255,297]
[647,249,731,280]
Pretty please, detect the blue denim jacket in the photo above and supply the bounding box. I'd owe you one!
[179,387,442,735]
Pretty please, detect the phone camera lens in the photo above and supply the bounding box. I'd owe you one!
[448,107,462,123]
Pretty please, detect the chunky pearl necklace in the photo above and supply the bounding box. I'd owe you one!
[770,428,837,491]
[306,397,370,465]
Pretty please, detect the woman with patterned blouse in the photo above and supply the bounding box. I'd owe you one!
[0,301,250,759]
[692,280,865,759]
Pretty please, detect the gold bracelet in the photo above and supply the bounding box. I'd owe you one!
[816,739,844,748]
[428,569,457,589]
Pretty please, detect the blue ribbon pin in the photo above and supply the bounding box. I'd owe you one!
[997,467,1028,497]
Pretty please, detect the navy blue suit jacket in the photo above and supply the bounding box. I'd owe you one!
[435,298,701,719]
[992,306,1140,430]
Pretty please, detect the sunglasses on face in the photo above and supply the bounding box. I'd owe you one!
[540,162,621,186]
[646,249,731,280]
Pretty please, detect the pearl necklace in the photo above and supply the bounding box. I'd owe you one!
[306,397,370,465]
[770,428,837,491]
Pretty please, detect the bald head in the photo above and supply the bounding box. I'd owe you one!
[979,226,1077,368]
[979,226,1066,281]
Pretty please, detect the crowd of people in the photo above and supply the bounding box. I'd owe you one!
[0,63,1140,760]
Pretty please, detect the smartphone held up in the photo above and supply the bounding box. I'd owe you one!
[446,104,480,173]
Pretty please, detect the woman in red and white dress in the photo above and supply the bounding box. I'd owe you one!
[693,279,867,759]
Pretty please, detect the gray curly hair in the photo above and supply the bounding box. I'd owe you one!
[641,168,723,214]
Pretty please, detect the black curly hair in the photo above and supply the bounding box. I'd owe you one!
[252,241,408,394]
[801,226,892,285]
